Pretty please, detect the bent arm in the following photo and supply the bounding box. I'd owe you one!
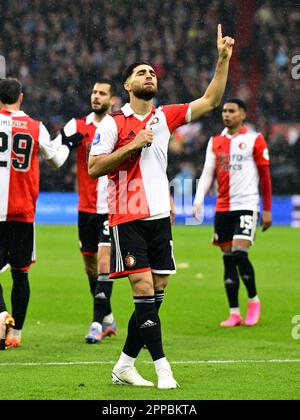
[88,142,137,179]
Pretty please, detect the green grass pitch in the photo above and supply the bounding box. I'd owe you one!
[0,225,299,400]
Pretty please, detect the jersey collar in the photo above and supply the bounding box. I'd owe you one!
[85,112,96,125]
[222,126,248,138]
[121,103,156,117]
[0,109,28,117]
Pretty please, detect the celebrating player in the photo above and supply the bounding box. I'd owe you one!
[88,25,234,388]
[0,78,82,349]
[193,99,272,327]
[53,80,118,343]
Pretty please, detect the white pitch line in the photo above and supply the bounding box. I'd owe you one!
[1,359,300,367]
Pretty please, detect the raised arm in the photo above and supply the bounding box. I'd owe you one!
[190,24,234,122]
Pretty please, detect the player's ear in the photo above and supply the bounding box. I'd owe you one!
[19,93,24,106]
[123,81,131,94]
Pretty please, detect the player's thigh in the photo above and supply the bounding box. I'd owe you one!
[146,217,176,275]
[8,222,34,269]
[97,214,111,274]
[0,222,9,270]
[109,221,150,280]
[213,212,235,247]
[232,210,259,246]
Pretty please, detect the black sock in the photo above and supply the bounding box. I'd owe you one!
[93,274,113,324]
[155,290,165,311]
[133,295,165,361]
[233,250,257,299]
[123,291,165,358]
[0,283,7,313]
[11,271,30,330]
[223,253,240,308]
[88,275,98,297]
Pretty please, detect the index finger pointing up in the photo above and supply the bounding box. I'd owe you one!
[217,24,223,40]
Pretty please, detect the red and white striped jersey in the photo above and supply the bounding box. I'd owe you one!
[204,127,270,212]
[90,103,191,226]
[0,109,66,223]
[55,113,108,214]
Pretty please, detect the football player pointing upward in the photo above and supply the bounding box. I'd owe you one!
[193,99,272,327]
[89,25,234,389]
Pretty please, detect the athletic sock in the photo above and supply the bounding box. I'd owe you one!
[133,295,165,361]
[114,352,136,370]
[223,252,240,309]
[123,291,166,358]
[0,284,7,313]
[230,308,241,316]
[88,275,98,297]
[93,274,113,324]
[155,290,165,311]
[11,271,30,330]
[249,296,260,304]
[103,312,114,325]
[232,249,257,299]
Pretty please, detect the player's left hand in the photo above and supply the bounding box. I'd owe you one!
[61,129,84,150]
[217,24,234,61]
[261,211,272,232]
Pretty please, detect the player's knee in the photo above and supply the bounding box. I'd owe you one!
[130,276,154,296]
[153,274,169,291]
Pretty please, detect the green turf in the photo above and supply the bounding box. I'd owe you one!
[0,225,299,400]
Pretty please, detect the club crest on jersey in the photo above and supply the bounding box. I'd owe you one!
[93,133,101,146]
[124,253,136,268]
[150,117,159,126]
[239,142,247,150]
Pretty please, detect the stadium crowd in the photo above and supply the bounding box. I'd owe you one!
[0,0,299,194]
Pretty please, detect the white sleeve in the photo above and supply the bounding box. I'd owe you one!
[52,118,77,149]
[194,138,216,206]
[39,123,70,169]
[90,115,118,156]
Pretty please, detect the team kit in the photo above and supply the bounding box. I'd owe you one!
[0,28,272,389]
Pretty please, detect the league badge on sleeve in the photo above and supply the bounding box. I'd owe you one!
[93,133,101,146]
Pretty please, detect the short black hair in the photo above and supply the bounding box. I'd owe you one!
[224,98,247,112]
[0,78,22,104]
[122,61,153,84]
[93,78,117,97]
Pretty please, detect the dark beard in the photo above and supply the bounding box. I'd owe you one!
[133,86,157,101]
[92,103,109,116]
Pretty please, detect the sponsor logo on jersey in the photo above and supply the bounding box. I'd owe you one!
[124,253,136,268]
[93,133,101,146]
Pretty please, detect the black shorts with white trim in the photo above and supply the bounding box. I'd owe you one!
[109,217,176,279]
[0,222,35,270]
[213,210,259,246]
[78,212,111,255]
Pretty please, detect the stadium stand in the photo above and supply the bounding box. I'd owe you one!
[0,0,299,193]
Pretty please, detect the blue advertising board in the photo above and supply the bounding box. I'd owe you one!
[36,193,296,227]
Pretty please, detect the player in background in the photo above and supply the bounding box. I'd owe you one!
[53,80,118,344]
[89,25,234,389]
[193,99,272,327]
[0,78,83,349]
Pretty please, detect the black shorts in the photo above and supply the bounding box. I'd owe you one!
[0,222,35,271]
[109,217,176,279]
[78,212,111,255]
[213,210,259,246]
